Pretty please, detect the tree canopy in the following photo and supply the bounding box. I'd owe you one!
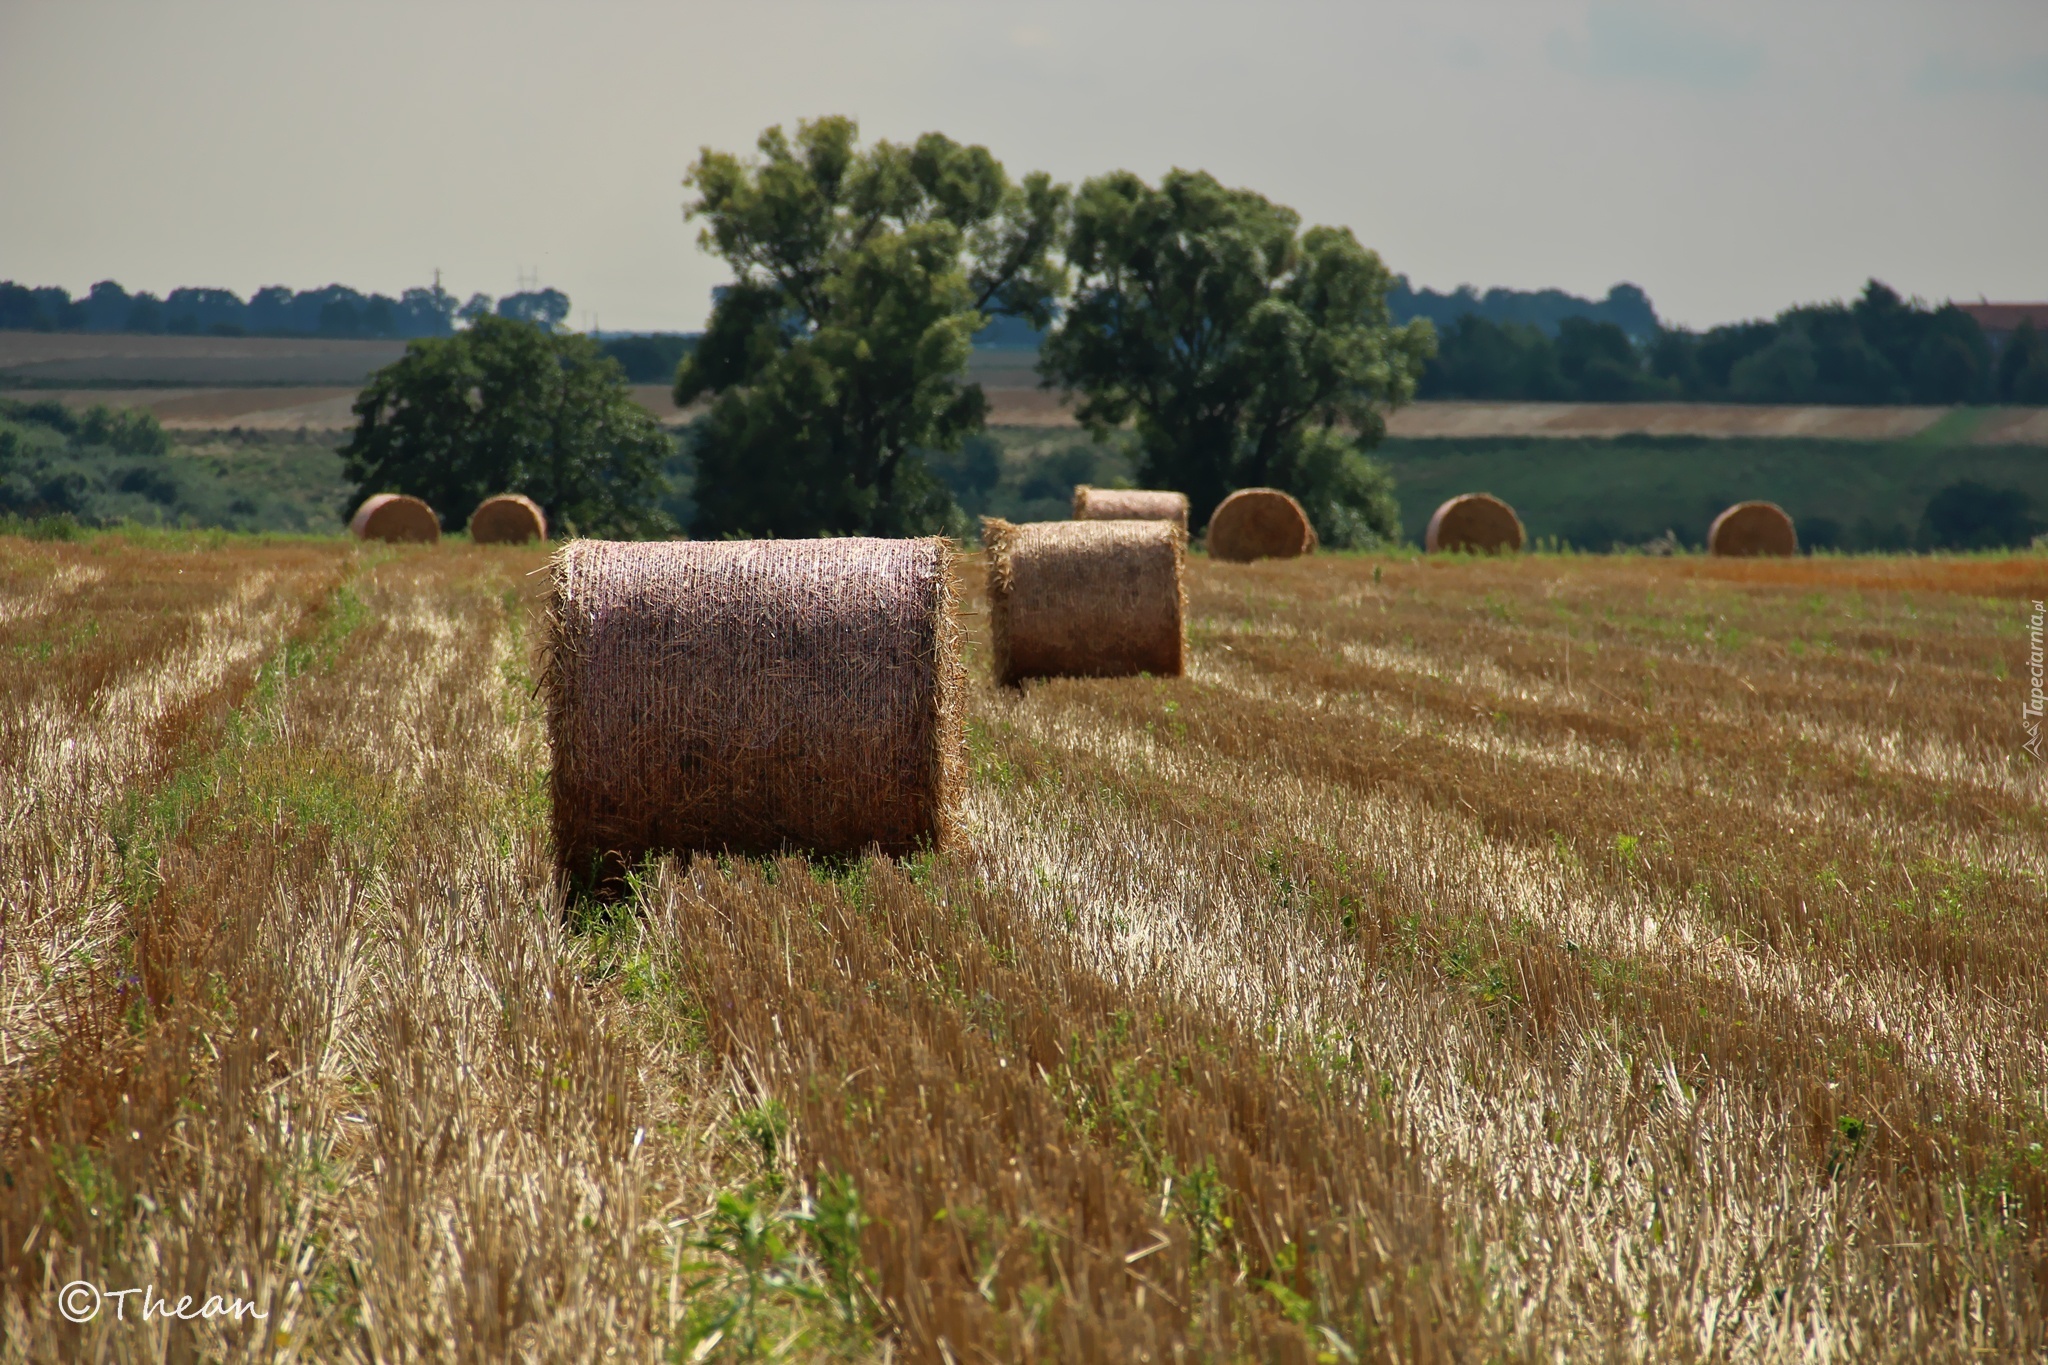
[676,117,1068,538]
[1037,169,1430,542]
[340,314,673,538]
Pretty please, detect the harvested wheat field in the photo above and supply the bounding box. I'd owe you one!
[3,531,2047,1361]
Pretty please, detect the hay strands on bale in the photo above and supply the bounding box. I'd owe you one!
[470,492,548,544]
[1205,487,1316,562]
[984,517,1185,687]
[1425,493,1524,554]
[349,493,440,543]
[1709,500,1798,557]
[541,537,965,889]
[1071,484,1191,532]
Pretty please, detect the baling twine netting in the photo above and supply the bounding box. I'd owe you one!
[1425,493,1525,554]
[1206,488,1317,562]
[349,493,440,543]
[470,493,548,544]
[1072,485,1191,532]
[984,518,1186,686]
[542,537,964,883]
[1709,501,1798,557]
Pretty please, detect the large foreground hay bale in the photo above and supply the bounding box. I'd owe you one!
[1709,501,1798,557]
[984,518,1185,686]
[470,493,547,544]
[1425,493,1524,553]
[542,537,963,881]
[1205,487,1316,562]
[1071,484,1190,532]
[349,493,440,543]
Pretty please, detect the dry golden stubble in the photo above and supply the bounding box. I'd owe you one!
[5,546,692,1360]
[963,663,2046,1352]
[983,517,1186,687]
[542,537,965,885]
[1071,484,1191,531]
[639,851,1481,1362]
[11,538,2048,1360]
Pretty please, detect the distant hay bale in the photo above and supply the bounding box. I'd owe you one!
[1205,487,1316,562]
[1071,484,1190,532]
[983,518,1185,686]
[349,493,440,543]
[470,493,548,544]
[1709,501,1798,557]
[542,537,964,883]
[1425,493,1524,554]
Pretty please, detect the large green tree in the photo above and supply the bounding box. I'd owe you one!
[677,117,1067,538]
[1038,169,1433,542]
[340,315,673,538]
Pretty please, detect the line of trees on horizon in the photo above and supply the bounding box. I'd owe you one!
[0,279,571,340]
[1421,281,2048,406]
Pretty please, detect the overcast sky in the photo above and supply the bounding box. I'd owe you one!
[2,0,2043,332]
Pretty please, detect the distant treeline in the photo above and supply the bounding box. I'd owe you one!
[0,279,571,339]
[1422,280,2048,406]
[1390,279,1660,342]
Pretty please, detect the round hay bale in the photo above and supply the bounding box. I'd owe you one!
[984,517,1185,687]
[1071,484,1191,532]
[1425,493,1524,554]
[542,537,964,882]
[470,493,548,544]
[1708,500,1798,557]
[349,493,440,543]
[1205,487,1316,562]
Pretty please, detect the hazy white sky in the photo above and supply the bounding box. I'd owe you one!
[2,0,2043,331]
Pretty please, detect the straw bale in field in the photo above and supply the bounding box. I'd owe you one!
[1709,500,1798,557]
[983,518,1185,686]
[542,537,964,881]
[1425,493,1524,553]
[349,493,440,543]
[1071,484,1190,532]
[469,493,547,544]
[1205,487,1316,562]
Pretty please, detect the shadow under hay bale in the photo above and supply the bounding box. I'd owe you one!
[349,493,440,543]
[984,517,1185,687]
[1425,493,1524,554]
[1205,487,1316,562]
[1071,484,1190,532]
[1709,500,1798,557]
[541,537,964,887]
[470,493,547,544]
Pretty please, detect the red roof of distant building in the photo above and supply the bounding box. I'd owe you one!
[1957,303,2048,333]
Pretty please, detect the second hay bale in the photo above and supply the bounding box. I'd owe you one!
[542,537,964,882]
[349,493,440,543]
[984,518,1185,686]
[1709,501,1798,556]
[1425,494,1524,553]
[470,493,548,544]
[1205,487,1316,562]
[1072,484,1191,532]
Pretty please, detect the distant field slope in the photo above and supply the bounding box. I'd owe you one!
[0,332,407,386]
[9,334,2045,443]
